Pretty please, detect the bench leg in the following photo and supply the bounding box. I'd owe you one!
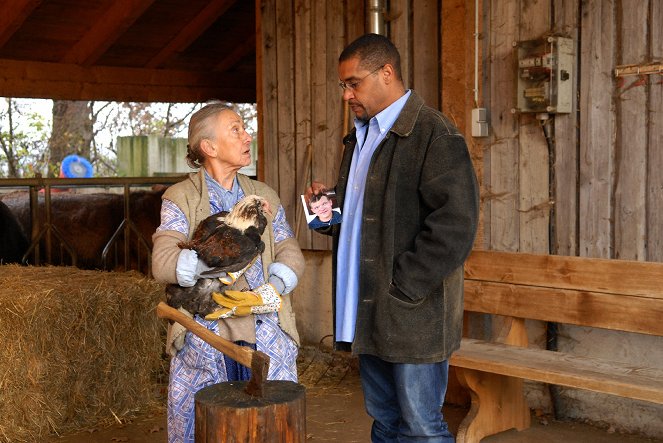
[454,368,530,443]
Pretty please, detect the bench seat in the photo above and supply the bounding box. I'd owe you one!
[452,338,663,405]
[450,250,663,443]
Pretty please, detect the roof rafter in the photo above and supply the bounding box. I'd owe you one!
[214,33,256,72]
[0,58,255,103]
[61,0,157,66]
[0,0,42,48]
[145,0,237,68]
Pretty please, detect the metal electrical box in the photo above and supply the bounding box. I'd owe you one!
[514,36,574,114]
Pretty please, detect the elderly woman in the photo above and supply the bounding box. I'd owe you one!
[152,103,305,443]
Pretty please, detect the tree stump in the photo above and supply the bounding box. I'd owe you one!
[195,380,306,442]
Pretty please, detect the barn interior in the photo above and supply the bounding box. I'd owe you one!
[0,0,662,442]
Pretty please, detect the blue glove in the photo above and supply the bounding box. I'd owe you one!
[267,262,298,294]
[176,249,228,287]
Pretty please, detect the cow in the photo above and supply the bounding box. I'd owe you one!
[0,200,29,264]
[0,187,166,275]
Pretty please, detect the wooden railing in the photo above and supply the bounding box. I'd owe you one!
[0,176,184,276]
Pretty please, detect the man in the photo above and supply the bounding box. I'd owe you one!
[308,33,479,442]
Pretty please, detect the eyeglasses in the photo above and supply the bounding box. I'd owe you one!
[338,65,384,91]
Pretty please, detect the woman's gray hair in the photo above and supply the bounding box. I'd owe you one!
[186,103,233,169]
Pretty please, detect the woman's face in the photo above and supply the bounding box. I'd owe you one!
[310,196,333,221]
[207,110,252,169]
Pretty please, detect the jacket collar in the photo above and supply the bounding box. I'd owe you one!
[342,90,424,144]
[389,90,424,137]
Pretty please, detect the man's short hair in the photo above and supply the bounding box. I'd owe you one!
[339,33,402,81]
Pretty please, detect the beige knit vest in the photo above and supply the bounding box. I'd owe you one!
[163,169,300,345]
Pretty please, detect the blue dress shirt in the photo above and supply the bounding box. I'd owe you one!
[335,90,411,343]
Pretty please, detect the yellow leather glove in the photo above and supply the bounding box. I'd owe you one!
[204,306,235,320]
[206,283,282,319]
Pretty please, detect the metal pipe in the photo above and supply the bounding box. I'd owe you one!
[367,0,385,35]
[474,0,479,104]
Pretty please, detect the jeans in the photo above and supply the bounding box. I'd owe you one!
[359,354,454,443]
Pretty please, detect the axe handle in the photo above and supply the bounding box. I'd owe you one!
[156,301,255,369]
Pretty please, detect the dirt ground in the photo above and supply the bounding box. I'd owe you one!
[46,347,663,443]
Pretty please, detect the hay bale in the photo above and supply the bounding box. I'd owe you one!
[0,265,166,442]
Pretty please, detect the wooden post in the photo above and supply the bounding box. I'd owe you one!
[195,380,306,442]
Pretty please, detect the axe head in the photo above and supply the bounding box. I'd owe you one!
[245,350,270,397]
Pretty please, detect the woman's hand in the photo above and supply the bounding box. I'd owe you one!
[175,249,227,287]
[267,262,299,294]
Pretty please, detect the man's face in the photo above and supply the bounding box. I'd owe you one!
[338,56,385,122]
[309,196,333,221]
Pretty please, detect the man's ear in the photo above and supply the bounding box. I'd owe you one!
[382,63,396,84]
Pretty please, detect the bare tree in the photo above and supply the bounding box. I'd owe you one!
[0,98,20,177]
[0,98,49,178]
[47,100,93,176]
[123,102,200,137]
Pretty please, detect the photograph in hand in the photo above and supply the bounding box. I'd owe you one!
[301,190,342,229]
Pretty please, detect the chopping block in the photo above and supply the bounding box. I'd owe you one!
[156,302,306,442]
[195,380,305,442]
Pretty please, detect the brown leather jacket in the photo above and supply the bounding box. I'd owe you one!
[329,91,479,363]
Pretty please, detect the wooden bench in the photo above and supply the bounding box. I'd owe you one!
[449,250,663,443]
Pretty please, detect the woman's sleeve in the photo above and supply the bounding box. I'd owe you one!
[151,199,189,284]
[271,204,295,242]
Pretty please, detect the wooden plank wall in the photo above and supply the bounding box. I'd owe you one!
[650,1,663,263]
[552,0,579,256]
[479,0,663,424]
[258,0,661,259]
[482,0,662,263]
[256,0,363,250]
[258,0,448,250]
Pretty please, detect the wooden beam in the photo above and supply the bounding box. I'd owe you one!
[213,33,256,72]
[648,0,663,262]
[465,250,663,297]
[293,0,312,247]
[411,0,439,108]
[0,58,254,103]
[451,339,663,405]
[464,281,663,336]
[614,0,648,260]
[578,1,615,258]
[0,0,42,48]
[146,0,237,68]
[61,0,156,66]
[257,0,277,184]
[275,0,296,233]
[255,0,265,181]
[488,0,520,252]
[552,0,580,256]
[309,0,328,250]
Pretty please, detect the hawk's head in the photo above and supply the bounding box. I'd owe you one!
[225,195,271,234]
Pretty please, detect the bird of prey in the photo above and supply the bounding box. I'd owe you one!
[179,194,270,275]
[165,277,225,317]
[165,194,271,317]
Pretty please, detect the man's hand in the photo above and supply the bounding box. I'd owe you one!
[304,181,329,205]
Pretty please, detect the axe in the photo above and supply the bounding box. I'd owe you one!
[156,301,270,397]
